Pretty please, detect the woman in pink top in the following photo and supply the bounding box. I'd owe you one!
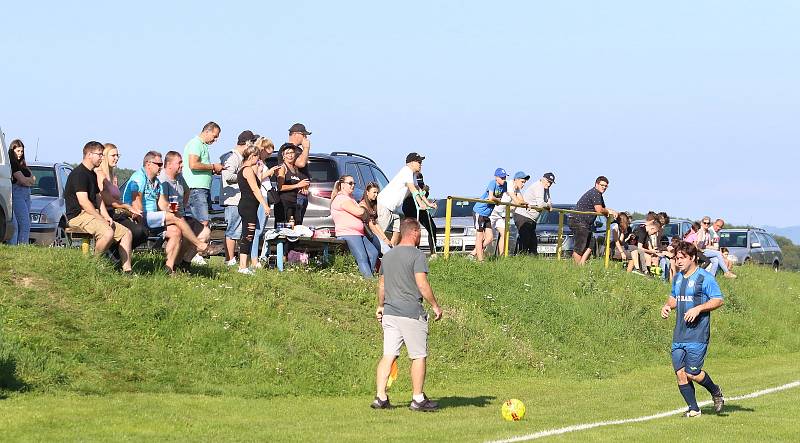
[331,175,378,278]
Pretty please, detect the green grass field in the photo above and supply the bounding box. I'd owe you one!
[1,245,798,441]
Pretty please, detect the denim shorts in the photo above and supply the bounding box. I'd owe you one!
[224,205,242,239]
[188,188,212,223]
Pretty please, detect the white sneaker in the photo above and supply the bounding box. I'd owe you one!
[237,267,255,275]
[226,259,238,267]
[684,409,702,418]
[191,254,208,265]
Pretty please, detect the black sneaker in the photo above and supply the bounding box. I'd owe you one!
[712,388,724,413]
[409,394,439,412]
[370,396,393,409]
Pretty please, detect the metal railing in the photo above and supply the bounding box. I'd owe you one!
[441,196,613,268]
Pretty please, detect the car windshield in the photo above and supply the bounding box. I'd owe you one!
[431,199,475,218]
[719,231,748,248]
[29,166,59,197]
[266,157,338,183]
[537,210,567,225]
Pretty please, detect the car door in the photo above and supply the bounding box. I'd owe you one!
[750,232,767,264]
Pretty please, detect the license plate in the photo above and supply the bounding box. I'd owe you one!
[538,244,557,254]
[437,238,463,247]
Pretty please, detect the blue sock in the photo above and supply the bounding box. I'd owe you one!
[679,383,699,411]
[697,372,720,396]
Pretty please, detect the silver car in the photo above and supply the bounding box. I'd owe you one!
[418,198,478,253]
[27,162,73,246]
[0,127,12,242]
[719,228,783,271]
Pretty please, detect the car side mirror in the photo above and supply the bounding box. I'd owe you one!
[751,242,761,248]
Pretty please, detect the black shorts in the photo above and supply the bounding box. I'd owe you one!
[571,224,592,255]
[474,214,492,232]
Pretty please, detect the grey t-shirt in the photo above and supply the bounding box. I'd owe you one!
[159,172,189,217]
[380,245,429,319]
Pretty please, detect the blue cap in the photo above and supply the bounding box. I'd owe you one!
[513,171,530,180]
[494,168,508,178]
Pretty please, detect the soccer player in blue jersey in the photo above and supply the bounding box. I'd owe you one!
[661,241,725,417]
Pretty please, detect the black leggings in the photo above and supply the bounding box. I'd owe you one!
[238,203,259,255]
[281,200,306,226]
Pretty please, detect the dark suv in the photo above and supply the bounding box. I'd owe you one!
[535,204,608,257]
[211,151,389,232]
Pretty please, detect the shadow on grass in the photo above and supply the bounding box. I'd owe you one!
[712,404,755,417]
[0,356,29,399]
[438,395,496,409]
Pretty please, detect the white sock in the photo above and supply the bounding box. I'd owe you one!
[412,393,425,403]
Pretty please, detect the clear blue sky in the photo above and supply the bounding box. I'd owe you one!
[2,1,798,227]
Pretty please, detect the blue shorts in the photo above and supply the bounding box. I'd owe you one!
[671,342,708,375]
[187,188,212,223]
[224,205,242,240]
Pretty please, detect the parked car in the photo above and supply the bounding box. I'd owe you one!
[418,198,478,253]
[210,151,389,235]
[719,228,783,270]
[535,204,608,257]
[26,162,73,246]
[0,127,12,242]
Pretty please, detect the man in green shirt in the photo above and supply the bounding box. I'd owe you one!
[183,121,224,229]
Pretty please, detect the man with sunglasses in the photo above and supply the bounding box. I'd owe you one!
[123,151,213,273]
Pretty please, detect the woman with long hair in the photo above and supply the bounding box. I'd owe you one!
[95,143,148,248]
[237,145,269,275]
[359,181,393,254]
[250,137,282,266]
[8,139,35,244]
[277,143,310,225]
[332,175,378,278]
[611,211,632,261]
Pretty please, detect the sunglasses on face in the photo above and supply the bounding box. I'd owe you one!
[343,181,355,185]
[149,161,163,167]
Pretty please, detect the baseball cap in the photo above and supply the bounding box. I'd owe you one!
[288,123,311,135]
[279,142,300,154]
[543,172,556,184]
[237,130,259,145]
[513,171,530,180]
[494,168,508,178]
[406,152,425,163]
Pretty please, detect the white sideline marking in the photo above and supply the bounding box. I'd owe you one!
[489,381,800,443]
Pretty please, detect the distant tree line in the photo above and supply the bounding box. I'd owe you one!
[68,163,134,187]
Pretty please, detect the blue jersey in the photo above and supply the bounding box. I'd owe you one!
[473,179,507,217]
[122,168,161,215]
[671,267,723,344]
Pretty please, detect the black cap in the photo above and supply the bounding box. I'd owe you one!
[237,130,259,145]
[279,142,300,154]
[288,123,311,135]
[543,172,556,184]
[406,152,425,163]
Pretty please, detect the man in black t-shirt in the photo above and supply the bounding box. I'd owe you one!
[65,141,133,271]
[571,176,618,265]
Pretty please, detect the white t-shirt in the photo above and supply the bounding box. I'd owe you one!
[377,165,414,212]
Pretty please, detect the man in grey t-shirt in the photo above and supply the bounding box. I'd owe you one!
[372,218,443,412]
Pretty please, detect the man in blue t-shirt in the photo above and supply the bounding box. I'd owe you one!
[470,168,508,262]
[660,241,725,417]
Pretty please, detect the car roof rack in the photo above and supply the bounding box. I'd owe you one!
[329,151,376,164]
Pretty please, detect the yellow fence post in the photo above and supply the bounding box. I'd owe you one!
[556,211,564,259]
[504,205,511,258]
[444,197,452,259]
[604,216,612,269]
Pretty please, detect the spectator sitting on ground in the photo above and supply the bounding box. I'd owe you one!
[159,151,215,270]
[514,172,554,255]
[331,175,379,278]
[123,150,212,273]
[96,143,147,249]
[361,181,393,255]
[235,145,269,275]
[571,176,618,265]
[627,212,656,274]
[610,211,633,262]
[221,130,258,267]
[684,221,700,244]
[377,153,434,246]
[470,168,508,262]
[720,247,734,271]
[64,141,133,272]
[695,216,736,279]
[489,171,527,256]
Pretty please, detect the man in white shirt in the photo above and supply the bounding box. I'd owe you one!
[514,172,555,255]
[377,153,435,245]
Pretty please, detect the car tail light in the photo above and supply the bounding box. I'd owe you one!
[311,188,332,199]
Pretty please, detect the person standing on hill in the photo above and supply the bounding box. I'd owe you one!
[183,121,224,232]
[514,172,555,255]
[377,153,435,246]
[274,123,312,226]
[571,175,618,265]
[660,241,725,417]
[221,130,258,266]
[469,168,508,262]
[373,217,443,412]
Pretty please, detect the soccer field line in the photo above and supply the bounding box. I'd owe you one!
[489,380,800,443]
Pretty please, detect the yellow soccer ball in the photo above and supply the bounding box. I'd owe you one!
[501,398,526,421]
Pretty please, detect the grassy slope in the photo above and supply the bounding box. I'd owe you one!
[1,245,799,440]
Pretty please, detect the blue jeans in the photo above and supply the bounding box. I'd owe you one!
[659,256,671,281]
[224,205,242,240]
[703,249,729,275]
[251,203,268,259]
[10,183,31,245]
[187,188,212,223]
[339,235,379,278]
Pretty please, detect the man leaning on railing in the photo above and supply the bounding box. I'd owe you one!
[571,175,618,265]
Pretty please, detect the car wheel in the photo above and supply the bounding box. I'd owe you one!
[52,221,69,247]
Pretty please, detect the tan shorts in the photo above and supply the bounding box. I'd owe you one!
[382,314,429,359]
[68,211,130,242]
[377,204,401,233]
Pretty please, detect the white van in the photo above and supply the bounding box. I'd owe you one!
[0,126,13,242]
